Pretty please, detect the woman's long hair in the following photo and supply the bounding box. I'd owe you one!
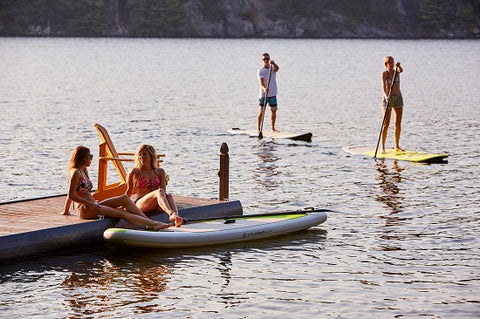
[134,144,158,169]
[68,146,91,177]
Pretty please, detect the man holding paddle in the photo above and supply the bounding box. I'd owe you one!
[257,52,280,136]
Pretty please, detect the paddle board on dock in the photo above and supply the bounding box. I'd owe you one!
[103,209,328,248]
[229,127,312,142]
[342,145,448,163]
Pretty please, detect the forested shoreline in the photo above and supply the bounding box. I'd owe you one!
[1,0,479,38]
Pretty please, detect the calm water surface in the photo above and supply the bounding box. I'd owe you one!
[0,38,479,318]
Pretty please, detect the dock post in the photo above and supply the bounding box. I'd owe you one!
[219,142,229,201]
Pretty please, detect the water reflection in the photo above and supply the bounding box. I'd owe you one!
[215,251,243,309]
[374,159,405,251]
[375,159,404,216]
[61,258,172,315]
[252,140,280,191]
[216,252,232,291]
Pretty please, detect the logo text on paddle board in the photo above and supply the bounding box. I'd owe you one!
[243,230,273,238]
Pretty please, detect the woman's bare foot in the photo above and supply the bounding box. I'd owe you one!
[395,147,405,152]
[170,214,184,227]
[146,222,170,231]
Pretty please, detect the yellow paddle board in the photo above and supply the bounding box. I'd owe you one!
[343,146,448,163]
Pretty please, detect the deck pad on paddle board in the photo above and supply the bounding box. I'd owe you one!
[342,145,448,163]
[104,209,328,248]
[229,128,312,142]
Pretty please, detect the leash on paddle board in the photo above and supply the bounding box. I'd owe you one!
[258,63,274,139]
[373,65,398,159]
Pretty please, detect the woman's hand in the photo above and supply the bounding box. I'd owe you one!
[395,62,403,73]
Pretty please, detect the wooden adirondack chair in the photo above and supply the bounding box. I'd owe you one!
[93,123,164,201]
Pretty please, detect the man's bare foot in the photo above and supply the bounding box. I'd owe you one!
[271,129,279,133]
[381,149,387,154]
[395,147,405,152]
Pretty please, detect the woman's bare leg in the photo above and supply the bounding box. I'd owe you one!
[135,190,183,227]
[393,107,404,151]
[155,190,182,227]
[80,204,169,230]
[94,195,168,229]
[166,193,182,227]
[381,108,392,153]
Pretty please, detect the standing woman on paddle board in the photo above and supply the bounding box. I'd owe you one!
[257,52,280,134]
[126,144,182,227]
[381,56,404,154]
[63,146,169,230]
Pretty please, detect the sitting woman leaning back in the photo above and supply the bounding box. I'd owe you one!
[126,144,183,227]
[63,146,170,230]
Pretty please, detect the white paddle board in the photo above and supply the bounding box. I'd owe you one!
[229,128,312,142]
[103,209,328,248]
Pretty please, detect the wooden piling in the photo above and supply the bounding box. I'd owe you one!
[219,142,229,201]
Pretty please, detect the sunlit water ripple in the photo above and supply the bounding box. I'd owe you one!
[0,38,479,318]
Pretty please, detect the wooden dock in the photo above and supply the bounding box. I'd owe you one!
[0,125,237,263]
[0,194,222,236]
[0,194,242,263]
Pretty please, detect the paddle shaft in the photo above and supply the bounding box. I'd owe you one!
[373,67,398,158]
[258,64,274,139]
[183,208,331,224]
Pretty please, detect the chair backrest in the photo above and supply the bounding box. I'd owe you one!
[94,123,128,182]
[93,123,167,200]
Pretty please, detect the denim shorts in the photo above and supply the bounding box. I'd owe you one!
[382,93,403,108]
[259,96,278,111]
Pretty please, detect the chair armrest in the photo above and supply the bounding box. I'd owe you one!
[99,156,134,162]
[116,152,164,157]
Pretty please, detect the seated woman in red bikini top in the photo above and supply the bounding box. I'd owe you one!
[126,144,183,227]
[135,173,161,193]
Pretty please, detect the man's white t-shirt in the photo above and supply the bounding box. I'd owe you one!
[257,66,277,98]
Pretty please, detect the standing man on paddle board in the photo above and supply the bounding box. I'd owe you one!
[381,56,404,154]
[257,52,280,134]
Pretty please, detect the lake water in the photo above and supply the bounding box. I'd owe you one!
[0,38,479,318]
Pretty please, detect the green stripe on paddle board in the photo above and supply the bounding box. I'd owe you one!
[211,213,307,222]
[229,213,306,220]
[107,228,129,234]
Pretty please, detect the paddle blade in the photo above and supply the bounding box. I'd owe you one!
[258,131,263,139]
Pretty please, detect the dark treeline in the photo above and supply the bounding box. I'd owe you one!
[0,0,479,38]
